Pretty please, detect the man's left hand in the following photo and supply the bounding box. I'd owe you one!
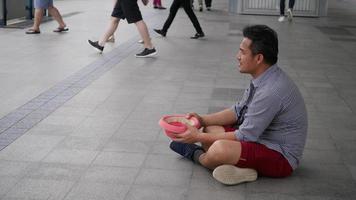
[171,124,200,143]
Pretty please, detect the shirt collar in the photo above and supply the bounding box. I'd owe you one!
[251,64,278,88]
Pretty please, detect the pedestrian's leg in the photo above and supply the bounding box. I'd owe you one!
[135,20,153,49]
[289,0,295,9]
[32,8,44,31]
[182,0,204,35]
[153,0,158,7]
[198,0,203,11]
[205,0,212,10]
[98,17,120,46]
[280,0,285,15]
[48,6,66,28]
[161,0,181,33]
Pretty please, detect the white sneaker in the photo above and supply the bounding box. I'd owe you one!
[138,39,144,44]
[278,16,285,22]
[287,9,293,21]
[212,165,257,185]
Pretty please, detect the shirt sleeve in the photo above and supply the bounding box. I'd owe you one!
[231,88,250,121]
[235,91,282,142]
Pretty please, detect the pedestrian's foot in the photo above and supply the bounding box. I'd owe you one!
[154,29,166,37]
[213,165,258,185]
[26,29,40,34]
[88,40,104,53]
[199,6,203,12]
[53,27,69,33]
[169,141,204,162]
[135,48,157,58]
[154,5,158,9]
[190,32,205,39]
[158,6,167,9]
[107,35,115,43]
[138,39,144,44]
[207,7,211,11]
[278,16,285,22]
[287,9,293,22]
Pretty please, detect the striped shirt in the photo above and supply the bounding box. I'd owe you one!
[232,64,308,170]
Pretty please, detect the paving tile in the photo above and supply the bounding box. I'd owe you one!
[82,166,139,184]
[93,152,146,168]
[125,185,187,200]
[4,178,75,200]
[42,149,99,165]
[134,168,191,187]
[64,182,130,200]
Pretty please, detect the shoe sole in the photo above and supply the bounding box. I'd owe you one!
[135,51,157,58]
[212,165,257,185]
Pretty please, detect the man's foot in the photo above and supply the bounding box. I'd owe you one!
[207,7,211,11]
[135,48,157,58]
[213,165,258,185]
[154,29,166,37]
[107,35,115,43]
[88,40,104,53]
[53,27,69,33]
[158,6,167,9]
[278,16,285,22]
[190,32,205,39]
[287,9,293,22]
[26,29,40,34]
[169,141,204,162]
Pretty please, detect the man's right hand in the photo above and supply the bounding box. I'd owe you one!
[186,113,206,127]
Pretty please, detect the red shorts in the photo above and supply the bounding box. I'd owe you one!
[224,125,293,178]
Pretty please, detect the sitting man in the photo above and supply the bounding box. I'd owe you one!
[170,25,308,185]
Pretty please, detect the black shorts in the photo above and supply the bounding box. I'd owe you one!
[111,0,143,24]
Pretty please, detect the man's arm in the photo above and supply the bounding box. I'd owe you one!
[201,108,237,127]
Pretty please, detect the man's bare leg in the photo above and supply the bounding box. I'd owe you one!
[31,8,45,31]
[135,20,153,49]
[48,6,66,28]
[199,140,242,169]
[99,17,120,46]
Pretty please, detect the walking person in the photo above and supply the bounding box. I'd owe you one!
[153,0,166,9]
[278,0,295,22]
[26,0,68,34]
[88,0,157,58]
[154,0,204,39]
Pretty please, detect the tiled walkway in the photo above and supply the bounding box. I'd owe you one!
[0,0,356,199]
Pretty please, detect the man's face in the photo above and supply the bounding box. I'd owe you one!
[236,38,259,75]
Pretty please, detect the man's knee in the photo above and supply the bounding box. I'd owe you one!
[206,140,230,161]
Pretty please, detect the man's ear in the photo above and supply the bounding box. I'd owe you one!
[255,54,264,65]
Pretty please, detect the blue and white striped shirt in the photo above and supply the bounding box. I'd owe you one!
[232,64,308,170]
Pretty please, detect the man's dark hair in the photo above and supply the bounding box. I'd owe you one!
[242,25,278,65]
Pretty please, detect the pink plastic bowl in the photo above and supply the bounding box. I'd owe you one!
[158,115,201,139]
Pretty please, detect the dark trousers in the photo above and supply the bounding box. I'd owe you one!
[162,0,203,34]
[205,0,212,7]
[280,0,295,15]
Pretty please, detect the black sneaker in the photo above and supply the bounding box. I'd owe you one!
[190,32,205,39]
[207,7,211,11]
[88,40,104,52]
[199,6,203,12]
[154,29,166,37]
[169,141,204,162]
[135,48,157,58]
